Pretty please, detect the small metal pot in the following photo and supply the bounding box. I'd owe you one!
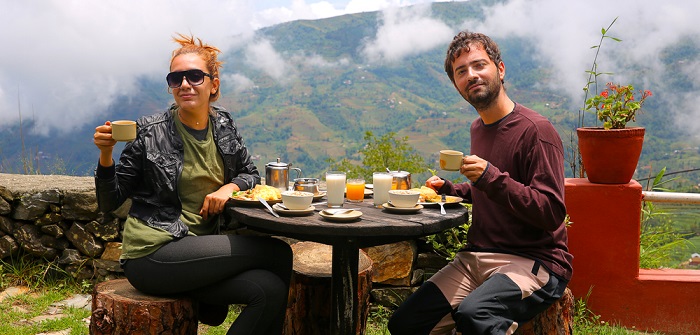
[293,178,320,195]
[390,170,411,190]
[265,158,302,191]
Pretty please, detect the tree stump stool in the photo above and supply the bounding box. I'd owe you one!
[284,241,374,335]
[90,278,197,335]
[515,287,574,335]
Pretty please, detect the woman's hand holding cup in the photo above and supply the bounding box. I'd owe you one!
[94,121,118,167]
[94,121,117,150]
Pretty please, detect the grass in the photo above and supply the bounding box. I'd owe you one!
[0,282,657,335]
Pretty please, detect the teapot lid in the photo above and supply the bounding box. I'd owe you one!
[390,170,410,176]
[266,157,289,167]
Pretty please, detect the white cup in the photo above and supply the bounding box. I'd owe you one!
[112,120,137,142]
[325,171,346,208]
[373,172,392,207]
[439,150,463,171]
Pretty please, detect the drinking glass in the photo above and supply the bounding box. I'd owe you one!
[325,171,346,208]
[372,172,392,207]
[346,178,366,202]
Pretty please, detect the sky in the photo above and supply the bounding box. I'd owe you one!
[1,0,699,136]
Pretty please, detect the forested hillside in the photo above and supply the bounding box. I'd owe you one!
[1,1,699,189]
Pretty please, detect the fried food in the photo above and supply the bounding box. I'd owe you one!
[412,186,441,203]
[231,184,282,201]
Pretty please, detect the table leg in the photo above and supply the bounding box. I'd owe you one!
[331,243,360,335]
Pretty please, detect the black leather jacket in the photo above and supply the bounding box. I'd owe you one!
[95,105,260,238]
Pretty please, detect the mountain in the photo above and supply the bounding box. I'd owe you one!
[2,1,699,188]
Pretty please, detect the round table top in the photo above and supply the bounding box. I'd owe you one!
[227,199,469,247]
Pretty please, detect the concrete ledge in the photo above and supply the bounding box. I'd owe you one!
[0,173,94,196]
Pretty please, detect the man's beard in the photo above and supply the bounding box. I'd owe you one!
[461,78,502,110]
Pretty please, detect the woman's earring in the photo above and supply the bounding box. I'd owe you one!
[168,87,173,94]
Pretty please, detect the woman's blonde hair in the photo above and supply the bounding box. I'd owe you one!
[170,33,223,102]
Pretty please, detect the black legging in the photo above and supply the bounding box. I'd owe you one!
[122,234,292,335]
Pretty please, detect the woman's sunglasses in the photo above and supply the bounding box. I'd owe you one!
[166,69,213,88]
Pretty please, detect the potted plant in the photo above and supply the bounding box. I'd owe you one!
[575,18,653,184]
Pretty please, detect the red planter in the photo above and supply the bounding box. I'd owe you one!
[577,127,645,184]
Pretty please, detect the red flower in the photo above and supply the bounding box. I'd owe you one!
[601,90,609,98]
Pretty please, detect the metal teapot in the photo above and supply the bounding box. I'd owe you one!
[389,170,412,190]
[265,158,302,191]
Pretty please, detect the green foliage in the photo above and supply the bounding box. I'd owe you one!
[328,131,430,184]
[1,252,77,291]
[585,82,652,130]
[424,220,471,261]
[639,168,693,269]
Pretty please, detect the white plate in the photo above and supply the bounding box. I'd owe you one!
[272,203,315,216]
[319,210,363,222]
[382,203,423,214]
[418,196,464,207]
[313,191,326,201]
[365,184,374,189]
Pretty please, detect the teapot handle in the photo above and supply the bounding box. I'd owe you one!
[291,167,302,179]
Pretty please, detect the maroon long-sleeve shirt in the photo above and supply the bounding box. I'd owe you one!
[441,103,573,280]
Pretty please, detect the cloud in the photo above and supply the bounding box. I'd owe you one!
[0,0,256,135]
[224,73,256,93]
[462,0,700,133]
[362,4,454,63]
[244,39,295,82]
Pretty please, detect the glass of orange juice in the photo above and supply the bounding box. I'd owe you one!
[346,178,366,202]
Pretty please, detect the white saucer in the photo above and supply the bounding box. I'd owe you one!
[313,191,326,201]
[382,203,423,214]
[272,203,315,216]
[319,210,362,222]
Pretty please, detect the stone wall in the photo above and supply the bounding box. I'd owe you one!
[0,173,124,281]
[0,173,453,308]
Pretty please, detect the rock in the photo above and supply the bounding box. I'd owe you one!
[58,249,87,265]
[0,185,13,203]
[0,286,30,303]
[91,259,123,272]
[411,268,425,285]
[62,191,99,221]
[0,216,17,234]
[13,223,58,259]
[0,196,10,215]
[0,235,19,259]
[66,222,104,257]
[100,242,122,261]
[40,224,65,238]
[35,212,63,226]
[364,240,417,285]
[55,294,92,310]
[30,314,67,324]
[12,190,60,221]
[86,219,120,242]
[370,287,418,308]
[66,264,94,280]
[416,252,450,269]
[39,235,70,251]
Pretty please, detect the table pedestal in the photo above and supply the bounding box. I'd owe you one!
[332,241,360,334]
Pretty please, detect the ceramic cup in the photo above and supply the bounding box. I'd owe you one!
[111,120,137,142]
[439,150,463,171]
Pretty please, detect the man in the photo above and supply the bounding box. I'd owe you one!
[388,31,572,335]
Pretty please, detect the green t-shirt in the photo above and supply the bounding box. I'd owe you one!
[120,115,225,260]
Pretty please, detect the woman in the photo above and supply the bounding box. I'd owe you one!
[93,34,292,335]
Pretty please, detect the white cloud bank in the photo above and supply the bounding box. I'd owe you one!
[2,0,699,136]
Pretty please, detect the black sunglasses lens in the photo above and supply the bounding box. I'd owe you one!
[185,70,205,85]
[166,72,184,88]
[166,70,206,88]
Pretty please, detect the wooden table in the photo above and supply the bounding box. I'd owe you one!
[227,199,468,335]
